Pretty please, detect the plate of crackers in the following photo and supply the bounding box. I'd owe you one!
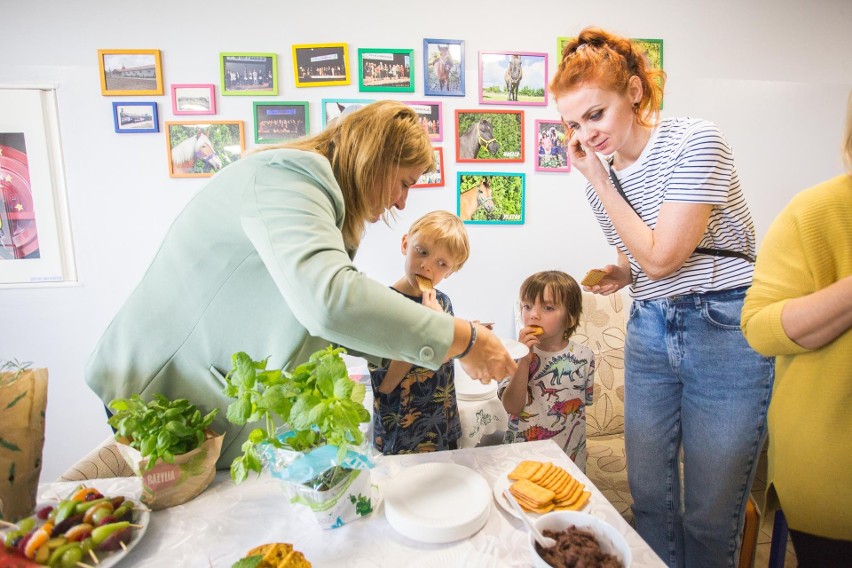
[493,460,591,518]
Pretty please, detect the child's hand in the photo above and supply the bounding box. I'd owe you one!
[421,289,442,312]
[518,325,542,352]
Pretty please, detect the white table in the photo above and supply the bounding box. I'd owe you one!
[39,440,664,567]
[457,393,508,448]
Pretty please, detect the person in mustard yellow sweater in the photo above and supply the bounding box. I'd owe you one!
[741,90,852,567]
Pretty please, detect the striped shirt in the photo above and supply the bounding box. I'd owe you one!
[586,117,756,300]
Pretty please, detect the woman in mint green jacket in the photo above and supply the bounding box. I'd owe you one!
[85,101,517,468]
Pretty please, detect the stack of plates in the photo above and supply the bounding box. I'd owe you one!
[384,463,492,543]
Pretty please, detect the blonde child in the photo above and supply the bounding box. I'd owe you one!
[369,211,470,454]
[499,271,595,471]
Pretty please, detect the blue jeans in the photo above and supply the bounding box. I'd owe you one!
[625,287,774,568]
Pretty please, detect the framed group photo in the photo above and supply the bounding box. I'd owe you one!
[112,101,158,134]
[165,120,245,178]
[171,84,216,115]
[423,38,464,97]
[321,98,374,127]
[293,43,350,87]
[455,109,524,163]
[358,48,414,92]
[478,51,548,106]
[412,148,444,188]
[457,172,525,224]
[97,49,163,96]
[220,53,277,96]
[254,101,309,144]
[534,119,570,172]
[405,101,443,142]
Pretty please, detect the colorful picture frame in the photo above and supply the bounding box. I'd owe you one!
[112,101,158,134]
[556,36,664,71]
[405,101,443,142]
[457,172,525,224]
[455,109,524,163]
[165,120,245,178]
[423,38,465,97]
[97,49,163,96]
[253,101,309,144]
[478,51,548,106]
[412,148,444,188]
[358,48,414,92]
[293,43,350,87]
[171,84,216,116]
[220,53,277,96]
[321,98,374,127]
[534,120,570,172]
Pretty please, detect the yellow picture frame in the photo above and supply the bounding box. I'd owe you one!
[292,43,350,88]
[97,49,163,96]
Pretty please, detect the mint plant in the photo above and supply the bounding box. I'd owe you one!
[223,346,370,485]
[107,394,218,471]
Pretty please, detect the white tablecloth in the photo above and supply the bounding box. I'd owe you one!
[457,394,508,448]
[39,440,664,568]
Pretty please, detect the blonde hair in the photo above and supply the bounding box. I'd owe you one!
[257,100,434,251]
[408,210,470,271]
[520,271,583,340]
[844,89,852,172]
[550,27,666,129]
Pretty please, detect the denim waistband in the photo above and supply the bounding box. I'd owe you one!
[636,286,749,307]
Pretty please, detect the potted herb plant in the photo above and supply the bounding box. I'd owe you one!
[108,394,222,509]
[223,346,375,529]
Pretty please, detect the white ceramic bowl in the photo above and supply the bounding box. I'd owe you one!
[529,510,632,568]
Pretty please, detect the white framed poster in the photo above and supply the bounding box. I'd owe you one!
[0,87,76,286]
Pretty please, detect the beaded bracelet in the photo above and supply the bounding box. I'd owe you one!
[456,321,477,359]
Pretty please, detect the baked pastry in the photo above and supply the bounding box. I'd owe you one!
[238,543,312,568]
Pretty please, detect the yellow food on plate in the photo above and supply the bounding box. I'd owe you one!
[505,460,588,513]
[240,543,312,568]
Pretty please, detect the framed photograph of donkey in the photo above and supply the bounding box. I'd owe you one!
[165,120,245,179]
[455,109,524,163]
[478,51,548,106]
[423,38,465,97]
[457,172,525,225]
[405,101,443,142]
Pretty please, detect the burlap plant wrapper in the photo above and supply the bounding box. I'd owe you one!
[116,430,223,510]
[0,367,48,522]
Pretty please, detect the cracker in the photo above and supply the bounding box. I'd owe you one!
[415,275,433,291]
[508,460,542,481]
[580,269,607,287]
[529,462,553,483]
[510,478,555,506]
[557,491,591,511]
[530,325,544,336]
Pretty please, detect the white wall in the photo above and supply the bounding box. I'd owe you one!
[2,0,850,482]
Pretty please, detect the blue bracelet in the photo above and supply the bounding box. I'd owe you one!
[456,321,477,359]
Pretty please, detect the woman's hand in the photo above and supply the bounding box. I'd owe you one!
[567,131,607,182]
[583,264,631,296]
[459,325,517,383]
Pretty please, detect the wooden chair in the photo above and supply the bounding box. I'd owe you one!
[739,495,761,568]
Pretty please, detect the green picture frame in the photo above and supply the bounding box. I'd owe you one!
[253,101,310,144]
[357,48,414,92]
[220,52,278,96]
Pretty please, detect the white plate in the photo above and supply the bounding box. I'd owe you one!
[493,466,590,519]
[384,463,491,543]
[500,337,529,360]
[454,360,498,401]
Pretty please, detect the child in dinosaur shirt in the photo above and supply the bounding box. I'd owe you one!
[498,271,596,471]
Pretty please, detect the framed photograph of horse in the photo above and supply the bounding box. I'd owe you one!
[478,51,548,106]
[97,49,163,96]
[423,38,465,97]
[412,148,444,188]
[357,48,414,92]
[404,101,443,142]
[534,119,570,172]
[171,84,216,116]
[457,172,525,225]
[321,98,375,127]
[112,101,158,134]
[292,43,351,87]
[220,53,277,96]
[165,120,245,179]
[253,101,310,144]
[455,109,524,163]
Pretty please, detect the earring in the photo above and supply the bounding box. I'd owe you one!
[632,102,639,114]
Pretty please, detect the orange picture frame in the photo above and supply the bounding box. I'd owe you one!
[97,49,163,96]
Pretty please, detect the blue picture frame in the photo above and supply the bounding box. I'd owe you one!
[112,101,158,133]
[423,38,465,97]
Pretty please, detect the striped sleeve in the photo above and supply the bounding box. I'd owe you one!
[666,121,733,206]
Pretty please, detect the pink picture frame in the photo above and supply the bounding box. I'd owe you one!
[171,84,216,116]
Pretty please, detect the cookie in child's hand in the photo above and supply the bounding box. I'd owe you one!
[580,269,607,287]
[415,275,433,292]
[530,325,544,336]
